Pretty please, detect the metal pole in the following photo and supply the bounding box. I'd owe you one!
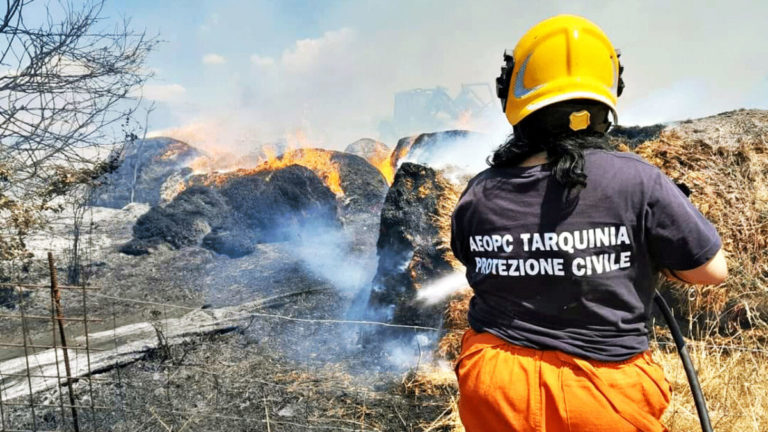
[16,286,38,431]
[49,273,69,429]
[48,252,80,432]
[653,290,713,432]
[81,285,96,427]
[0,366,7,430]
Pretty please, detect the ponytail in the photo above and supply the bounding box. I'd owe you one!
[489,100,613,191]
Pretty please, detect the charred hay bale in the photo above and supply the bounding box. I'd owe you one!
[120,186,230,255]
[215,148,388,214]
[216,174,271,224]
[331,152,388,214]
[201,226,259,258]
[123,165,342,256]
[633,109,768,333]
[255,165,340,239]
[608,124,665,148]
[366,163,461,329]
[93,137,203,208]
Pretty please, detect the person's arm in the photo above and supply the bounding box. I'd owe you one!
[661,247,727,285]
[646,170,727,284]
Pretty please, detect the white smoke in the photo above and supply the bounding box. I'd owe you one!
[382,333,434,369]
[400,110,512,181]
[289,223,377,297]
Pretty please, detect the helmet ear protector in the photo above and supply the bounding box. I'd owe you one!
[495,49,515,112]
[616,50,625,97]
[495,49,625,112]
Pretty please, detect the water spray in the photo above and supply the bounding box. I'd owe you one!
[414,272,468,306]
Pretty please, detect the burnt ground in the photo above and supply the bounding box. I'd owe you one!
[4,328,456,432]
[0,270,455,432]
[1,169,456,431]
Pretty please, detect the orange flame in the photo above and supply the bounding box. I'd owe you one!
[235,147,344,195]
[391,140,413,166]
[373,157,395,184]
[257,148,343,195]
[177,128,346,196]
[180,148,344,196]
[364,137,417,185]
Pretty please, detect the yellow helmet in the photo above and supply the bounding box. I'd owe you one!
[496,15,624,126]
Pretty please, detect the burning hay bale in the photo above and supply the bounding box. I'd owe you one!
[386,130,488,186]
[404,130,482,165]
[121,165,340,257]
[365,162,463,329]
[93,137,204,208]
[218,165,339,239]
[388,130,483,172]
[198,148,388,216]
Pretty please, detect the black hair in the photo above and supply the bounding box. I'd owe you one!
[489,99,613,191]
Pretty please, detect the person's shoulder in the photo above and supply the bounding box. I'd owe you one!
[455,167,497,204]
[463,167,497,188]
[471,166,495,180]
[585,149,662,176]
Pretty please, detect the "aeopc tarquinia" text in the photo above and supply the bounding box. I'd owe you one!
[469,226,633,277]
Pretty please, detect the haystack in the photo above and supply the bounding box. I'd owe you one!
[365,162,460,329]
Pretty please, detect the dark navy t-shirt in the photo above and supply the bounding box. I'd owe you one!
[450,149,721,361]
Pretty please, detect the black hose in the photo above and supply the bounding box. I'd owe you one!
[653,291,714,432]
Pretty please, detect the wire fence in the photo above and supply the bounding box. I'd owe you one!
[1,253,767,431]
[0,253,443,432]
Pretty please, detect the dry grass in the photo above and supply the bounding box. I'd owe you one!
[652,329,768,432]
[399,365,464,432]
[415,337,768,432]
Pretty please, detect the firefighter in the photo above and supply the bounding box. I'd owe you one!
[450,15,727,432]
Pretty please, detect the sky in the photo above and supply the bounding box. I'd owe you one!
[94,0,768,153]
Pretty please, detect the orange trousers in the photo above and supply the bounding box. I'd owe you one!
[455,329,671,432]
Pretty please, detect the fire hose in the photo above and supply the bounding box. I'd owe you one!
[653,290,713,432]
